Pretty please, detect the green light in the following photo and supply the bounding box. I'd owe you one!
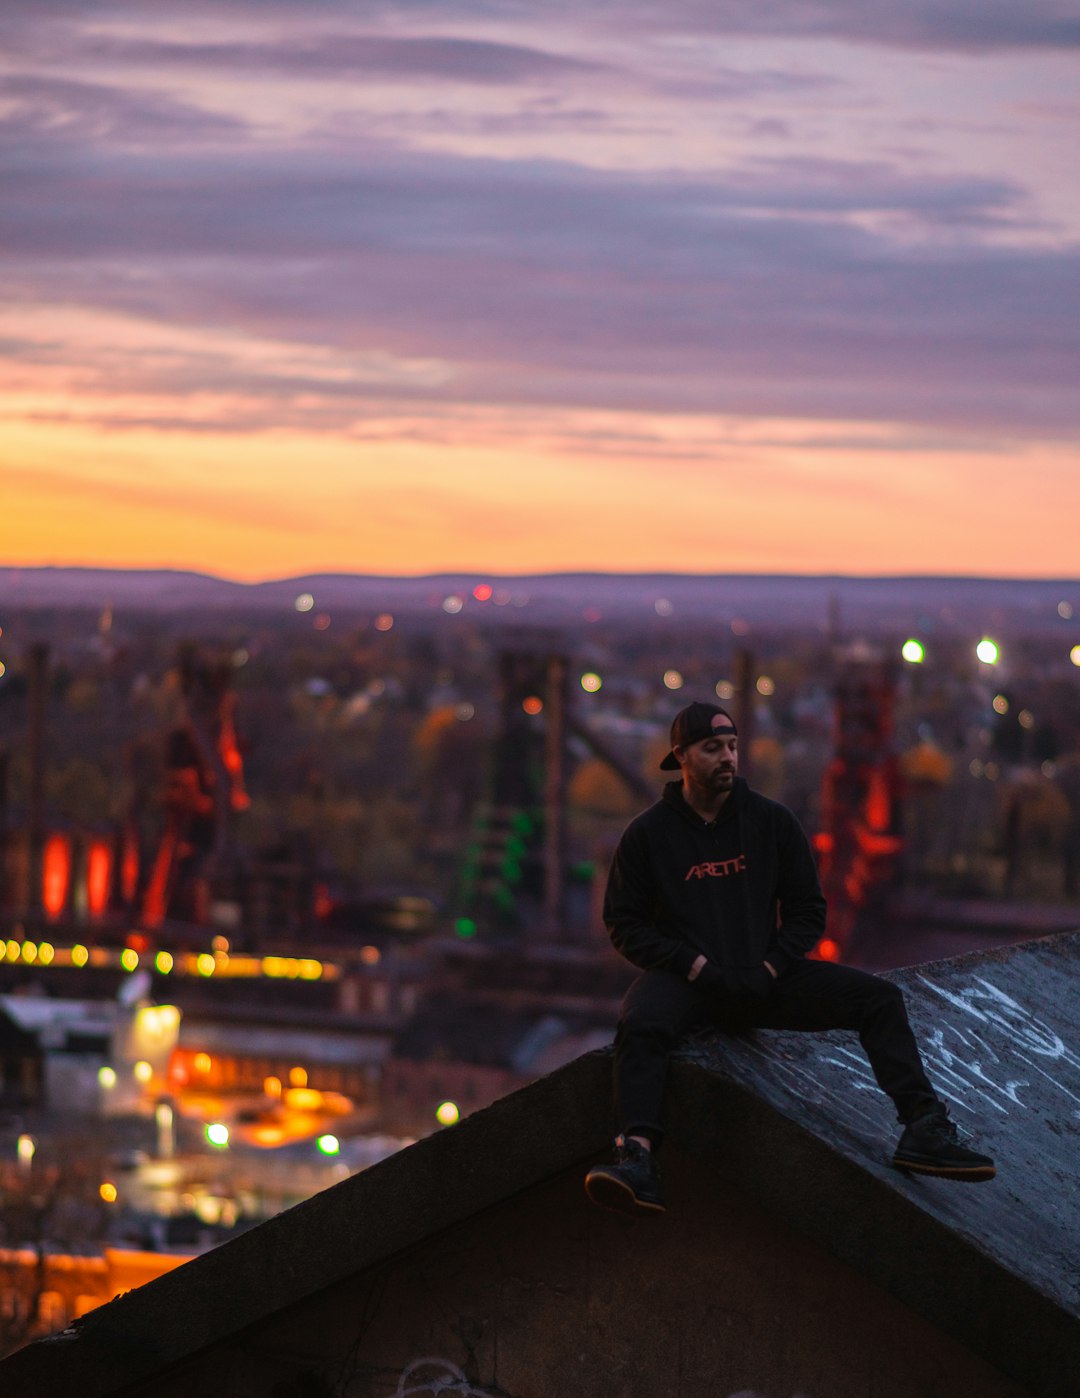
[206,1122,230,1148]
[317,1134,340,1155]
[454,917,477,939]
[901,639,925,664]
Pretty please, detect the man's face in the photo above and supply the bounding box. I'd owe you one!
[677,733,738,794]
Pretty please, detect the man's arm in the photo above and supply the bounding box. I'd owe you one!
[766,812,827,972]
[604,824,701,978]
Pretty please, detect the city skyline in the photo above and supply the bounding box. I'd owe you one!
[2,2,1078,580]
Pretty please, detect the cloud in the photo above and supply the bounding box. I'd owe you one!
[5,1,1078,57]
[2,134,1076,435]
[0,73,249,148]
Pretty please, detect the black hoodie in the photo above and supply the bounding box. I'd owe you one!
[603,777,826,978]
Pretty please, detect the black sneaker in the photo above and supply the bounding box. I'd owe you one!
[892,1107,995,1182]
[585,1136,666,1215]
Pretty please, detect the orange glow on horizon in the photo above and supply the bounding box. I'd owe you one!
[2,404,1077,580]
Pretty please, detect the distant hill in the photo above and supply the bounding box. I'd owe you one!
[1,566,1077,636]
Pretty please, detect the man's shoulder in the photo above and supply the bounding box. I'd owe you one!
[742,786,802,830]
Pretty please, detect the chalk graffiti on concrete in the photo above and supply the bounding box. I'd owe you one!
[808,974,1080,1121]
[392,1356,509,1397]
[391,1357,805,1398]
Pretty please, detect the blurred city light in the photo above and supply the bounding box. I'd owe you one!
[756,676,775,696]
[193,1052,213,1075]
[1018,709,1035,729]
[522,695,543,715]
[455,702,475,721]
[155,951,174,974]
[294,593,315,612]
[72,943,89,967]
[133,1060,153,1084]
[1070,645,1080,668]
[580,672,602,693]
[436,1101,460,1127]
[901,639,925,664]
[317,1134,341,1155]
[206,1123,230,1148]
[992,694,1009,714]
[442,595,464,614]
[99,1182,118,1204]
[654,598,673,616]
[289,1066,308,1088]
[473,584,493,602]
[715,680,734,700]
[313,613,331,631]
[16,1135,35,1170]
[1059,601,1073,619]
[197,953,216,976]
[98,1066,117,1089]
[731,618,749,636]
[454,917,477,939]
[976,638,1000,664]
[374,613,394,631]
[663,669,684,690]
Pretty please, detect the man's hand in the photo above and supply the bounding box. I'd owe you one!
[693,961,776,1002]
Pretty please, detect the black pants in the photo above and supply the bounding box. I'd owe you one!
[614,959,938,1145]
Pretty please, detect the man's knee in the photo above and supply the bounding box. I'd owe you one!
[861,974,909,1021]
[616,1010,681,1048]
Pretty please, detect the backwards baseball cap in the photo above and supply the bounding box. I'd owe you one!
[659,701,738,770]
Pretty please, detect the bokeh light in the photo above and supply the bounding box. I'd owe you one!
[317,1134,341,1155]
[663,669,684,690]
[992,694,1009,715]
[756,676,775,696]
[901,639,925,664]
[206,1123,230,1148]
[976,638,1000,664]
[442,595,464,614]
[436,1100,460,1127]
[580,672,602,693]
[522,695,543,715]
[1070,645,1080,668]
[374,613,394,631]
[294,593,315,612]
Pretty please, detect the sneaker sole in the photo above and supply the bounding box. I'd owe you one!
[892,1156,995,1182]
[584,1170,666,1216]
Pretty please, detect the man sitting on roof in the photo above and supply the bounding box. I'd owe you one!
[585,702,995,1216]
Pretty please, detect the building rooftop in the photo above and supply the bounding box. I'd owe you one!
[3,930,1078,1397]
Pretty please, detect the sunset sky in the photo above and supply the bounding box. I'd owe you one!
[2,2,1078,580]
